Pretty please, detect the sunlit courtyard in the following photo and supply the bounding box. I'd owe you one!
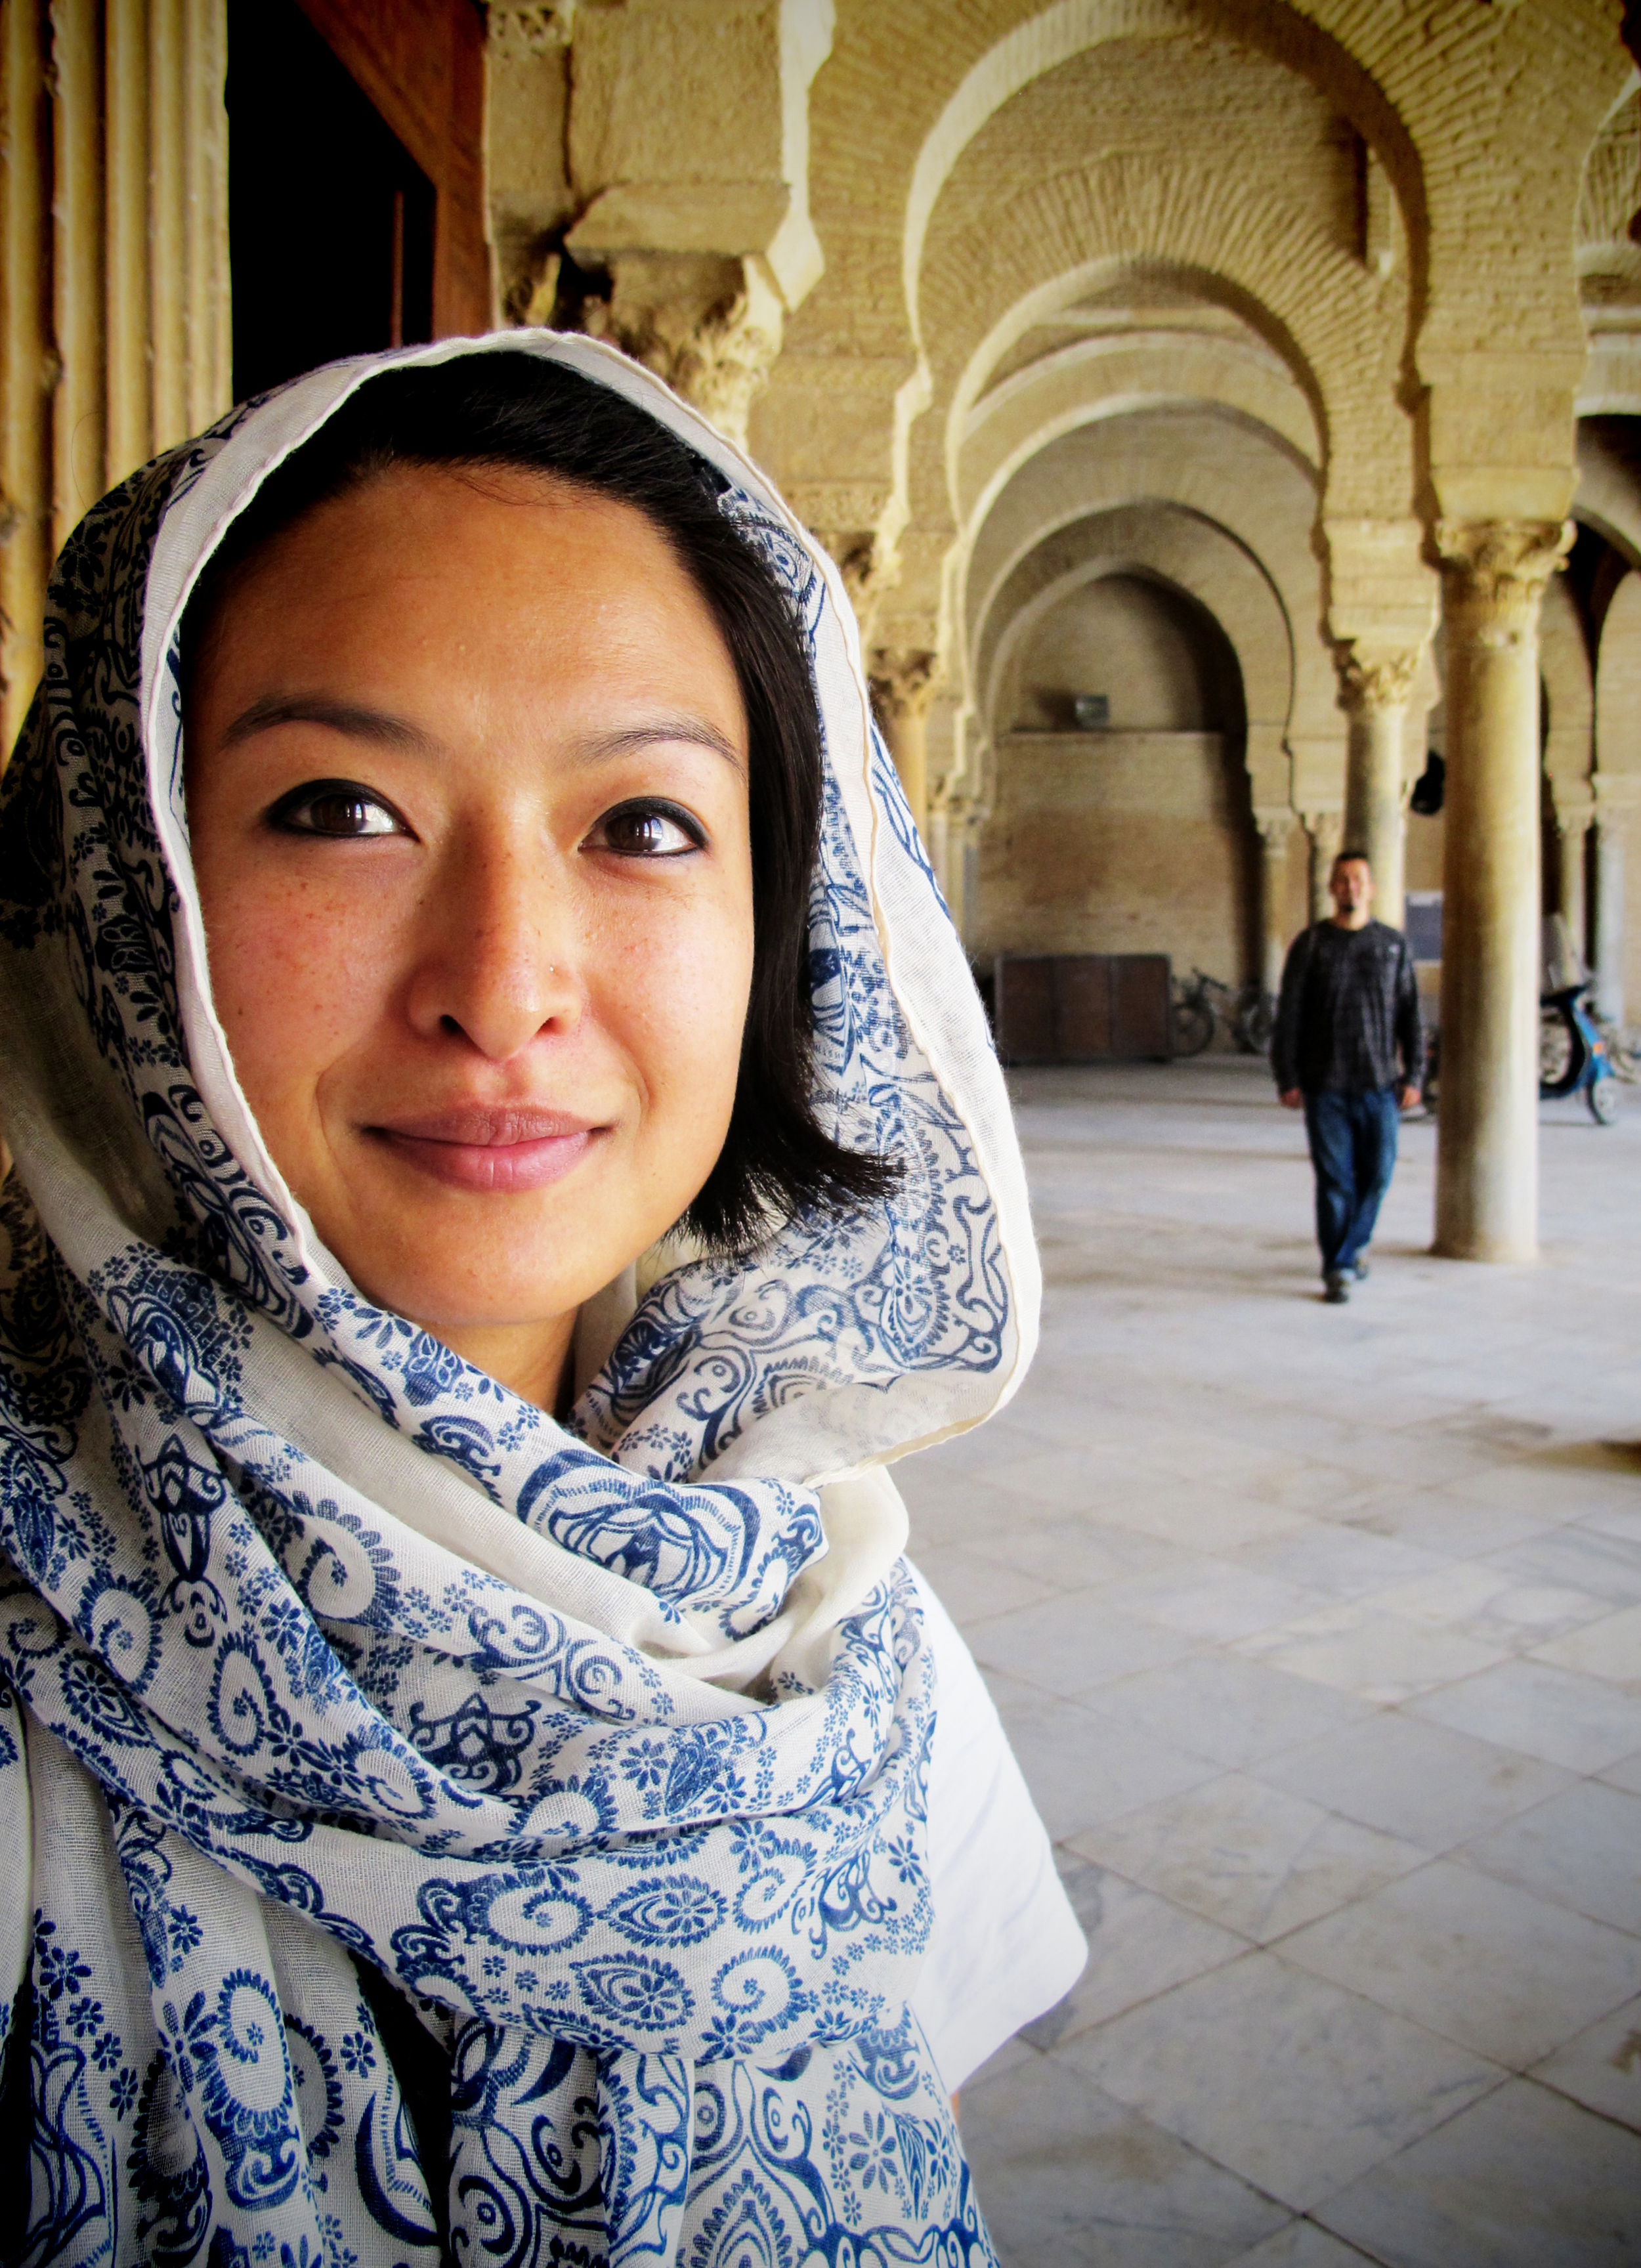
[899,1059,1641,2268]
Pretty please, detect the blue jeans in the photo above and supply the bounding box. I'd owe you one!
[1303,1088,1400,1277]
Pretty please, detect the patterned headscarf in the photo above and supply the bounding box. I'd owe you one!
[0,333,1038,2267]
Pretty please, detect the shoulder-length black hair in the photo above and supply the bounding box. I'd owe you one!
[181,350,896,1253]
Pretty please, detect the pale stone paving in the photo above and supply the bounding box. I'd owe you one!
[896,1059,1641,2268]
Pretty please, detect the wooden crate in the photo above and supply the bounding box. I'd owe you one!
[994,954,1172,1063]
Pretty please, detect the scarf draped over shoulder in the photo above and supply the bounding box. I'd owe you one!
[0,333,1038,2268]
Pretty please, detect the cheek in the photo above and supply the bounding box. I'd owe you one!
[198,867,399,1117]
[597,883,755,1126]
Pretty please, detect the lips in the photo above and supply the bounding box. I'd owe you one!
[366,1104,602,1194]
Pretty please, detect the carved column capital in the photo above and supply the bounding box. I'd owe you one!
[1334,646,1422,716]
[1594,771,1641,823]
[1434,519,1574,641]
[868,647,940,725]
[582,257,784,452]
[488,5,575,58]
[1254,807,1296,855]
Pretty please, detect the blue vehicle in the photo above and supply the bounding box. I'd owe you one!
[1421,981,1621,1124]
[1540,981,1621,1124]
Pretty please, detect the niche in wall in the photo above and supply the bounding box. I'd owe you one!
[1009,572,1238,733]
[979,570,1260,984]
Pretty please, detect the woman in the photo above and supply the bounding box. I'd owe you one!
[0,336,1084,2265]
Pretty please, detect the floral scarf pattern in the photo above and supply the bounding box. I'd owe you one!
[0,335,1038,2267]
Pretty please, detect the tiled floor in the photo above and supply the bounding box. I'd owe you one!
[895,1059,1641,2267]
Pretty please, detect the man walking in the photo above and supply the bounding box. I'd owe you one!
[1272,849,1422,1304]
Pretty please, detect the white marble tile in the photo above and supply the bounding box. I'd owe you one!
[1532,1994,1641,2133]
[906,1543,1054,1629]
[968,1516,1192,1593]
[1240,1463,1405,1522]
[1098,1484,1311,1556]
[1254,1713,1573,1852]
[1483,1526,1641,1610]
[1407,1658,1641,1772]
[986,1444,1164,1518]
[981,1670,1220,1837]
[1344,1493,1556,1564]
[1279,1860,1641,2068]
[1080,1654,1374,1770]
[1017,1854,1245,2043]
[1531,1600,1641,1689]
[964,1589,1201,1698]
[1319,2079,1641,2268]
[1072,1772,1425,1943]
[1233,1525,1450,1601]
[1581,1501,1641,1548]
[1225,2226,1382,2268]
[1232,1603,1508,1704]
[1601,1749,1641,1795]
[890,1060,1641,2256]
[1062,1951,1501,2212]
[1100,1558,1332,1643]
[1457,1778,1641,1934]
[1441,1454,1641,1520]
[1365,1557,1615,1651]
[959,2053,1290,2268]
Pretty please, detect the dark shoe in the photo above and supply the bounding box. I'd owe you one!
[1323,1272,1351,1304]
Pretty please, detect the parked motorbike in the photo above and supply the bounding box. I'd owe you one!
[1540,981,1621,1124]
[1420,982,1619,1124]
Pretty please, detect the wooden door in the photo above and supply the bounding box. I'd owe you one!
[227,0,486,401]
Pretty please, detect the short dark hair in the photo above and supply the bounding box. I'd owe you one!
[1332,848,1372,870]
[182,352,897,1252]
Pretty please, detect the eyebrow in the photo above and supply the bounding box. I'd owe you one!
[220,695,439,756]
[575,719,746,774]
[217,698,746,773]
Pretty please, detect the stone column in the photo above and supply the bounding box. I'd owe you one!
[1554,798,1594,971]
[1336,650,1421,930]
[868,648,938,833]
[926,788,971,943]
[1432,520,1573,1264]
[1592,779,1636,1027]
[1254,809,1296,998]
[1302,809,1344,926]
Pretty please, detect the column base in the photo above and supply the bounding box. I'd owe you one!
[1430,1231,1539,1265]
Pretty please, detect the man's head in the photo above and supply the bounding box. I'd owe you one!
[1329,851,1375,928]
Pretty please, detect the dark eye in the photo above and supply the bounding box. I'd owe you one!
[266,780,406,840]
[588,800,705,858]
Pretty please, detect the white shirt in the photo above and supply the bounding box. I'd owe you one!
[907,1564,1088,2090]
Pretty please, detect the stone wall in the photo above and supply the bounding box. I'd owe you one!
[976,730,1260,983]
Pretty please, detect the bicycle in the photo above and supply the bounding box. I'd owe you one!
[1170,968,1275,1058]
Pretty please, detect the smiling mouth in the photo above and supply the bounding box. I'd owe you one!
[366,1106,603,1194]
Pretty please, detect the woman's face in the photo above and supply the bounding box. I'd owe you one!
[184,463,755,1407]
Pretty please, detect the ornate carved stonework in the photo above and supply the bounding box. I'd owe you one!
[488,5,575,59]
[1334,646,1423,714]
[868,647,939,725]
[582,260,783,452]
[1433,519,1575,639]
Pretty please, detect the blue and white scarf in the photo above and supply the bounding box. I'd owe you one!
[0,334,1039,2267]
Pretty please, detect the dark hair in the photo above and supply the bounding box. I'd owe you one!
[182,351,897,1252]
[1332,848,1372,869]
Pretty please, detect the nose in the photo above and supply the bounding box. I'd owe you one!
[404,824,583,1063]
